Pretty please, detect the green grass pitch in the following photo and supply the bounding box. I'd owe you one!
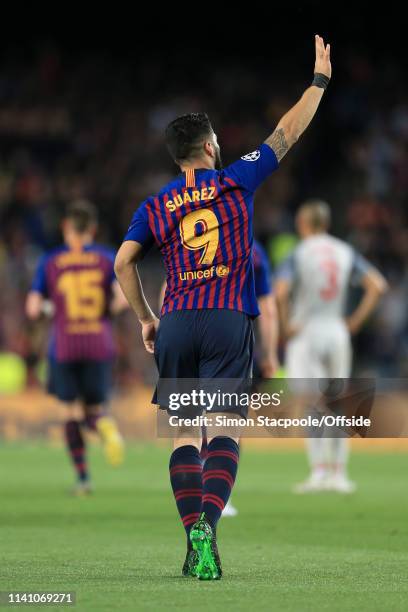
[1,443,408,611]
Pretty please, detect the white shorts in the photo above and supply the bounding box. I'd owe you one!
[285,319,352,379]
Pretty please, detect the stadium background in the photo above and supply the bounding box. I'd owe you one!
[0,8,407,435]
[1,7,408,612]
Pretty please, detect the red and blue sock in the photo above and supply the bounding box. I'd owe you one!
[202,436,239,527]
[169,445,203,543]
[83,413,101,431]
[65,420,88,482]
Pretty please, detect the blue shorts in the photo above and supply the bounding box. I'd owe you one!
[47,359,112,405]
[153,309,254,416]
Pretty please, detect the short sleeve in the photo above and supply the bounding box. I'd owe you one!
[223,143,279,192]
[351,252,373,286]
[31,255,48,296]
[123,202,155,251]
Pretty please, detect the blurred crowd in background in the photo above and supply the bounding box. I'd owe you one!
[0,44,407,387]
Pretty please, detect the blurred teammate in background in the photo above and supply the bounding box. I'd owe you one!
[275,199,388,493]
[26,201,127,495]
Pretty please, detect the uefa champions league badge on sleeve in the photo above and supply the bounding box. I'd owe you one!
[241,150,261,162]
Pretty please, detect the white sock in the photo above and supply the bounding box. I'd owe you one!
[305,438,327,478]
[329,437,349,476]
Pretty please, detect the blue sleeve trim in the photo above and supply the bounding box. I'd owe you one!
[223,143,279,192]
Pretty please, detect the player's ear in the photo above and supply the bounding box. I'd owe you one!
[203,140,215,159]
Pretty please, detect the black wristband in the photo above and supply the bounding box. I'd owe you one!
[312,73,330,89]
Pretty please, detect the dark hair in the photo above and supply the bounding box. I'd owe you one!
[64,199,98,233]
[165,113,214,162]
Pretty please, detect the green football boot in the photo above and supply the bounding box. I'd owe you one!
[189,513,222,580]
[182,549,198,577]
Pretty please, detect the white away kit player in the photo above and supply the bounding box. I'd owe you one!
[276,200,387,493]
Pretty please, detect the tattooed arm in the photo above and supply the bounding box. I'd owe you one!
[265,35,331,161]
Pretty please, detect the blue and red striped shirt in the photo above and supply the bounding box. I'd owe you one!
[124,143,278,317]
[31,244,116,362]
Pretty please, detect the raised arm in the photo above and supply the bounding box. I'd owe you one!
[265,35,331,161]
[114,241,158,353]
